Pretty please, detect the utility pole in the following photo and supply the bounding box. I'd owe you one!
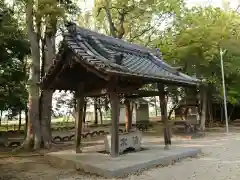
[220,48,229,133]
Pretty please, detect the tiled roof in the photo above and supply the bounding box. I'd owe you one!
[42,22,200,89]
[62,22,200,85]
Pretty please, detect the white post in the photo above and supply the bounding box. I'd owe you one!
[220,48,229,133]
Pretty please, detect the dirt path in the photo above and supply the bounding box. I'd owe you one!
[1,132,240,180]
[0,156,79,180]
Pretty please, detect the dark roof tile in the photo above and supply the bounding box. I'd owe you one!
[62,23,200,85]
[42,22,200,88]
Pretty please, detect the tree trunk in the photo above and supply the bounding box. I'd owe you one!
[99,108,103,125]
[220,103,223,123]
[125,99,132,132]
[24,108,28,138]
[39,17,57,148]
[200,87,207,130]
[83,100,87,124]
[0,110,2,126]
[207,93,213,128]
[22,108,34,149]
[18,110,22,131]
[104,0,117,37]
[97,99,103,125]
[94,98,98,125]
[39,91,52,148]
[154,96,158,117]
[21,0,42,150]
[157,83,171,149]
[183,107,189,120]
[168,104,179,120]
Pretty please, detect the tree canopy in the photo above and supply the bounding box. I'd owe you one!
[153,6,240,104]
[2,0,240,139]
[0,0,29,116]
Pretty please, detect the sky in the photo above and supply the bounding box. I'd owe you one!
[186,0,239,8]
[186,0,223,8]
[79,0,240,11]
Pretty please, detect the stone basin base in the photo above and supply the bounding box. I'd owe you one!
[104,131,142,154]
[46,143,201,178]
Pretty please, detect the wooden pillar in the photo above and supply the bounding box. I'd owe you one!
[157,83,171,149]
[75,88,84,153]
[124,99,132,132]
[109,91,120,157]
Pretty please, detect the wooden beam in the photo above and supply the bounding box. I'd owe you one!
[84,86,139,97]
[75,85,84,153]
[157,83,171,149]
[85,88,108,97]
[125,99,132,132]
[126,93,159,98]
[126,90,160,96]
[85,88,160,97]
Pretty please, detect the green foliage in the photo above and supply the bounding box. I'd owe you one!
[154,7,240,104]
[0,1,29,114]
[37,0,80,30]
[92,0,184,42]
[0,2,29,64]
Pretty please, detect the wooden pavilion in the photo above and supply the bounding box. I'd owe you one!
[41,22,200,157]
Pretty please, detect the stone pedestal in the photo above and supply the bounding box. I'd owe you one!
[104,131,142,154]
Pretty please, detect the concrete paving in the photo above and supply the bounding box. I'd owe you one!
[46,142,201,178]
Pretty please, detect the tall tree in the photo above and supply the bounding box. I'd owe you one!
[23,0,42,149]
[155,6,240,127]
[93,0,184,44]
[0,0,29,128]
[16,0,78,150]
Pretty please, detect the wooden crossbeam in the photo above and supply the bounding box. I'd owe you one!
[84,87,160,97]
[125,90,159,98]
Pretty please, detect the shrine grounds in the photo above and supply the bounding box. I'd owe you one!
[1,127,240,180]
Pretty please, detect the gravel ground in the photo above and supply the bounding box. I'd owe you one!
[1,132,240,180]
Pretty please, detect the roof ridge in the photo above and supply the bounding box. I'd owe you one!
[63,32,130,73]
[66,22,154,54]
[148,52,200,82]
[147,52,180,75]
[87,35,129,70]
[101,41,149,57]
[88,35,118,61]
